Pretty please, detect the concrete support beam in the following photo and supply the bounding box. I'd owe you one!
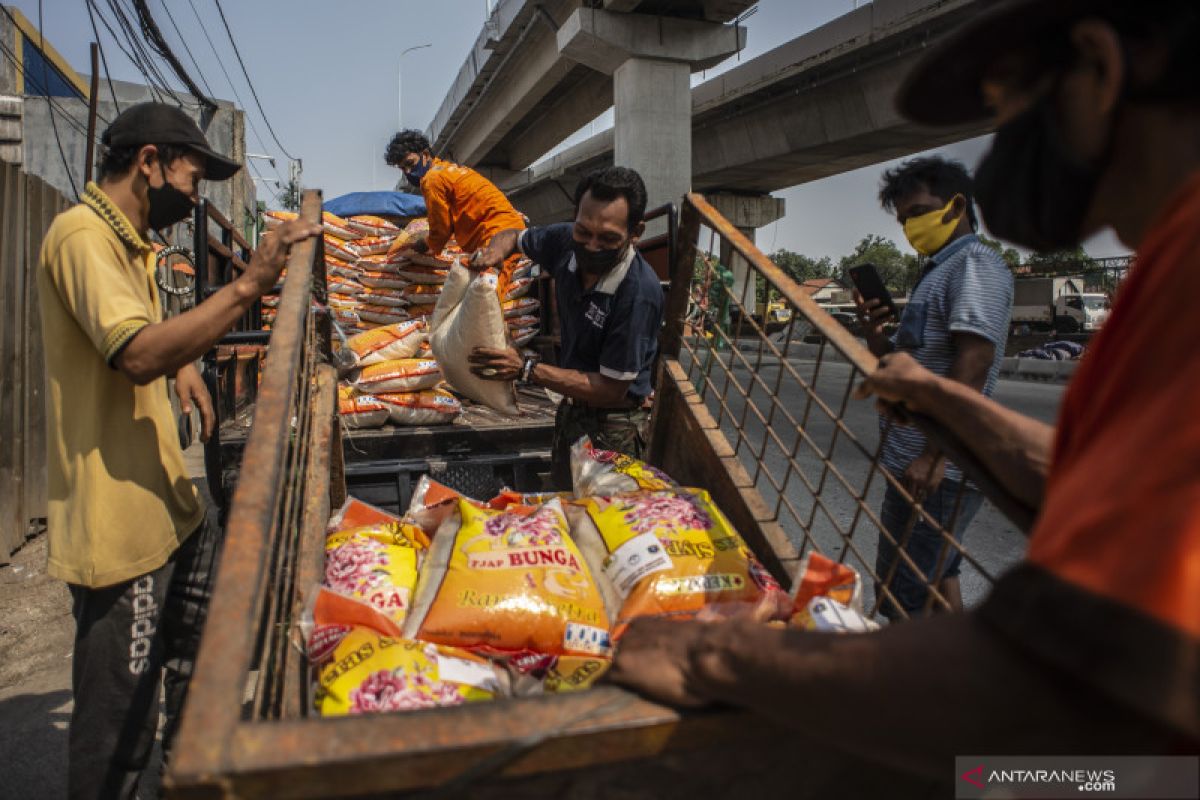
[614,58,691,216]
[558,9,747,75]
[706,193,786,310]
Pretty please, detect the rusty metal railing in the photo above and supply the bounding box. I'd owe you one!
[663,193,1035,619]
[168,190,339,794]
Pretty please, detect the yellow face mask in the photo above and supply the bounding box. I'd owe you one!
[903,195,963,257]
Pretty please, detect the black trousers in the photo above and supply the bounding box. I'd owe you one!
[550,401,651,491]
[67,511,221,800]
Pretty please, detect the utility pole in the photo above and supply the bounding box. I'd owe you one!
[84,43,99,183]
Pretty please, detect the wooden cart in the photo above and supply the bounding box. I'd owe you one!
[167,191,1028,798]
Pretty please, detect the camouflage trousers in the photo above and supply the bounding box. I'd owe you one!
[551,401,651,490]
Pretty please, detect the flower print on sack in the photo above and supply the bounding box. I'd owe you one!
[622,492,712,536]
[325,536,390,595]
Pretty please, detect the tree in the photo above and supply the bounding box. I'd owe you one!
[1023,245,1093,274]
[838,234,920,295]
[277,179,301,212]
[978,234,1023,269]
[769,249,836,284]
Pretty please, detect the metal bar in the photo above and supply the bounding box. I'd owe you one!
[84,43,99,184]
[208,199,253,252]
[659,199,701,359]
[168,190,323,788]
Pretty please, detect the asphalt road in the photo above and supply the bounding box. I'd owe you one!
[681,350,1064,614]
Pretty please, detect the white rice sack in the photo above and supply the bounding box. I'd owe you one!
[339,392,390,429]
[428,264,519,416]
[346,320,426,366]
[510,326,537,347]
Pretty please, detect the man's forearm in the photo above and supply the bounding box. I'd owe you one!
[486,228,522,261]
[530,362,628,407]
[687,615,1170,779]
[116,277,261,384]
[916,374,1053,510]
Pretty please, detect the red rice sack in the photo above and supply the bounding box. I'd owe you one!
[356,287,409,308]
[510,326,537,347]
[506,314,539,330]
[322,211,361,240]
[348,236,392,258]
[503,276,534,300]
[396,264,450,285]
[359,270,410,290]
[325,236,359,262]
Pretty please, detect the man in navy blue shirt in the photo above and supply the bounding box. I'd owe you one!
[467,166,664,489]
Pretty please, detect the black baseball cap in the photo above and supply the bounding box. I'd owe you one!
[100,102,242,181]
[896,0,1100,127]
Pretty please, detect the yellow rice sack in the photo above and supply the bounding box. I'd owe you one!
[567,489,787,638]
[263,209,297,229]
[356,359,442,393]
[403,498,612,690]
[570,436,676,497]
[315,627,503,716]
[325,520,430,626]
[347,320,426,365]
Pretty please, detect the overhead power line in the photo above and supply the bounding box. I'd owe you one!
[39,0,79,198]
[84,0,123,112]
[130,0,217,109]
[210,0,296,161]
[155,0,216,99]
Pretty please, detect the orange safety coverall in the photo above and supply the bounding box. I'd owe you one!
[420,157,526,298]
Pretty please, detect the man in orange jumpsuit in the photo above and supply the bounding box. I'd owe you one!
[385,130,526,297]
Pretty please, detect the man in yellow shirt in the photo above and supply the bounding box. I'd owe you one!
[37,102,320,799]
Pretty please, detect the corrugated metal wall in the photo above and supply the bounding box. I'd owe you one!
[0,158,69,563]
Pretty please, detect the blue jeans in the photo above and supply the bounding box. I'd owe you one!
[875,479,983,619]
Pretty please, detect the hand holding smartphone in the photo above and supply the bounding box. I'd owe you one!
[848,263,899,321]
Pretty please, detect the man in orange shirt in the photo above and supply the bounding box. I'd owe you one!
[610,0,1198,788]
[384,130,526,297]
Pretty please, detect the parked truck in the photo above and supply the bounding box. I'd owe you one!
[1012,276,1109,333]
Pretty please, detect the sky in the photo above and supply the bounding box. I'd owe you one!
[16,0,1128,260]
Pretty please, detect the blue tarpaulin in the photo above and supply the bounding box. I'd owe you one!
[323,191,427,218]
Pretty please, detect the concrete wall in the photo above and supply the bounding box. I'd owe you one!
[20,85,253,231]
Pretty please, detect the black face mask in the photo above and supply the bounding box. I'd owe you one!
[147,164,195,231]
[973,87,1102,253]
[573,241,628,276]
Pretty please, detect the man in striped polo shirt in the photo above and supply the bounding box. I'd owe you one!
[856,156,1013,619]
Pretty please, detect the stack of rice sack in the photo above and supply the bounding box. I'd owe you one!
[335,319,463,430]
[303,438,815,718]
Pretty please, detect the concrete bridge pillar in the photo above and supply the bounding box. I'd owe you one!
[706,193,786,313]
[558,9,746,225]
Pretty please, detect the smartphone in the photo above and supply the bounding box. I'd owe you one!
[848,263,899,321]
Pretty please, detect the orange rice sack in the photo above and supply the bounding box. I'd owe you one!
[329,495,401,531]
[322,211,361,240]
[403,499,612,690]
[786,551,876,633]
[356,286,408,308]
[376,389,462,426]
[403,475,488,537]
[314,626,503,716]
[347,236,392,257]
[347,320,426,365]
[358,305,411,326]
[405,303,437,319]
[338,386,389,429]
[502,297,541,319]
[325,520,430,627]
[396,264,450,285]
[263,209,297,229]
[490,489,574,509]
[503,276,534,300]
[358,270,410,290]
[510,326,537,347]
[355,358,441,394]
[326,254,356,271]
[325,235,359,262]
[511,259,534,281]
[506,314,539,330]
[401,283,443,303]
[567,489,787,638]
[347,215,402,237]
[328,276,363,296]
[570,436,677,497]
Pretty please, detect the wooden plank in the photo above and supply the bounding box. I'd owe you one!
[0,162,24,560]
[23,178,58,525]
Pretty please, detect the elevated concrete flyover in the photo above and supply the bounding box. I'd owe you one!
[428,0,753,180]
[500,0,993,225]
